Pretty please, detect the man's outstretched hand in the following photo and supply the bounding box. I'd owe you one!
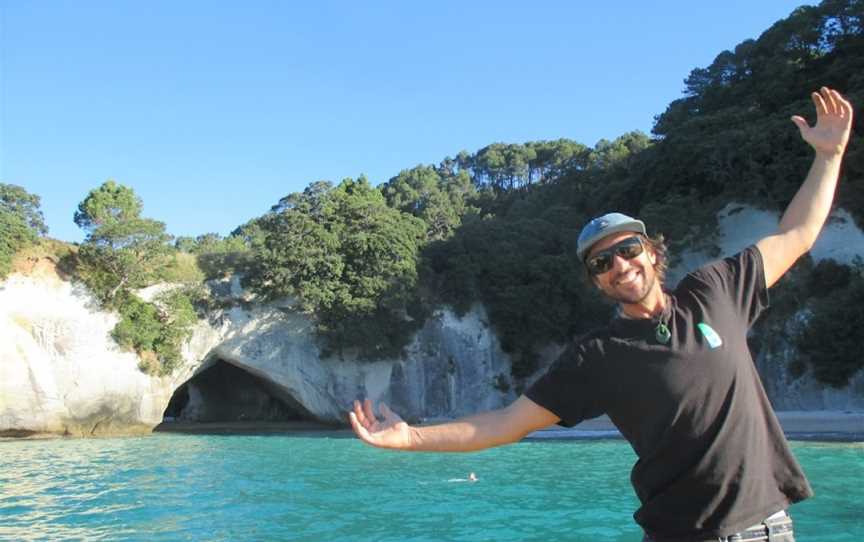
[791,87,854,157]
[349,399,415,450]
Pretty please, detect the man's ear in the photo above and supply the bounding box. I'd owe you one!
[645,240,657,266]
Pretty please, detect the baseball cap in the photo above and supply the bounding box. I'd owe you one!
[576,212,646,261]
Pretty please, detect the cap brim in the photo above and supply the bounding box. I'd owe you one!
[577,221,646,261]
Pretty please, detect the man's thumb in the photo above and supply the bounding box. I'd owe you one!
[791,115,810,135]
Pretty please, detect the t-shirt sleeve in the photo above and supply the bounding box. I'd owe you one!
[524,339,606,427]
[687,245,770,327]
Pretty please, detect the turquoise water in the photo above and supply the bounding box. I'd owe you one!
[0,435,861,541]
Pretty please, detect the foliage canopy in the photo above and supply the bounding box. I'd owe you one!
[0,183,46,277]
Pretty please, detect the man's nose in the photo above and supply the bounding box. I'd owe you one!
[610,253,633,273]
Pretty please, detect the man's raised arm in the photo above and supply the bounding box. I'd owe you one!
[757,87,854,288]
[348,395,559,452]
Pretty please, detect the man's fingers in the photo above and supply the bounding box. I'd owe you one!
[821,87,838,116]
[363,399,378,424]
[353,400,371,428]
[349,411,363,433]
[812,91,828,117]
[349,412,375,444]
[833,89,853,121]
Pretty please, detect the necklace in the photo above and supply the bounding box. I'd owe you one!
[655,322,671,344]
[654,293,671,344]
[618,294,671,344]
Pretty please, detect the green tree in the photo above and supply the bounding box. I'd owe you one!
[74,180,143,232]
[247,177,426,357]
[75,181,172,304]
[381,166,477,241]
[1,183,48,235]
[527,139,591,183]
[796,266,864,387]
[0,184,46,277]
[246,198,344,308]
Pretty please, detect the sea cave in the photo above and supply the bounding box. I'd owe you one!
[162,359,314,424]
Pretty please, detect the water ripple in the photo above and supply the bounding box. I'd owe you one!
[0,435,860,541]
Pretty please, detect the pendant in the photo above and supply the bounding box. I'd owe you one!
[655,322,671,344]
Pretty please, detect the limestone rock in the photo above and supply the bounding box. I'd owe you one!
[0,263,516,435]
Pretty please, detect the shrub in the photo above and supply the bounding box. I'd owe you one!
[796,266,864,388]
[111,289,199,376]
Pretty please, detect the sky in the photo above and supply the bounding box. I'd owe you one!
[0,1,815,243]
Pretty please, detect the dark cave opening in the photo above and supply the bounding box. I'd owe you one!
[162,360,313,423]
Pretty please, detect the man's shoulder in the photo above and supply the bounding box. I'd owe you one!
[566,326,613,359]
[676,246,763,294]
[574,325,612,345]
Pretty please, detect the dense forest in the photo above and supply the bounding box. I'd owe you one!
[2,0,862,385]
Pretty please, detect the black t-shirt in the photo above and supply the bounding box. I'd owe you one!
[526,246,813,538]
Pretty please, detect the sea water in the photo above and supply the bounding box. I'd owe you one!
[0,435,861,541]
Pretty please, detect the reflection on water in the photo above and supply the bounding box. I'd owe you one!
[0,436,221,541]
[0,436,861,541]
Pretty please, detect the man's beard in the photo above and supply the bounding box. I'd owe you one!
[603,268,658,305]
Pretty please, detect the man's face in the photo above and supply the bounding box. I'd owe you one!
[586,232,659,305]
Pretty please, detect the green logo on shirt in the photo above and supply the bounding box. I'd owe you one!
[697,323,723,349]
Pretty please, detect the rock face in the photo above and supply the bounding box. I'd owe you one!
[0,267,517,435]
[756,315,864,411]
[0,261,172,436]
[179,290,517,425]
[1,204,862,436]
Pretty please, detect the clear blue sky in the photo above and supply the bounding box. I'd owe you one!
[1,1,813,243]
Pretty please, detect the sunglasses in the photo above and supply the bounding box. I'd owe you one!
[585,236,645,275]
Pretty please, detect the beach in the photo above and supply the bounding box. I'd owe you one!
[529,411,864,441]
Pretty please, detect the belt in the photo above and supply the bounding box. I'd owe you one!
[726,511,792,542]
[646,510,793,542]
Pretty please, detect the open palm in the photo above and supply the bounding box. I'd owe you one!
[349,399,414,450]
[792,87,854,156]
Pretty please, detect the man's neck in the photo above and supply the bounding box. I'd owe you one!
[619,288,666,320]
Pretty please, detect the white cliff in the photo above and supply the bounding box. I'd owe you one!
[0,263,516,436]
[0,261,172,436]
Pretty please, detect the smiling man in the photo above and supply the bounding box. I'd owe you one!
[349,87,854,541]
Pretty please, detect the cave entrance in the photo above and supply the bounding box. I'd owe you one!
[162,359,313,423]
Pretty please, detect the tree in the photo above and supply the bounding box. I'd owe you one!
[381,166,478,241]
[1,183,48,235]
[796,266,864,387]
[527,139,591,183]
[246,199,344,309]
[247,177,427,356]
[74,180,143,232]
[74,181,172,304]
[0,184,46,277]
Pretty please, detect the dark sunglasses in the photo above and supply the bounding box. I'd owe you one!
[585,236,645,275]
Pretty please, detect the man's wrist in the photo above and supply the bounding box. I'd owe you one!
[813,148,846,162]
[407,425,422,450]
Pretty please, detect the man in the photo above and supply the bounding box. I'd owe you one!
[349,88,854,541]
